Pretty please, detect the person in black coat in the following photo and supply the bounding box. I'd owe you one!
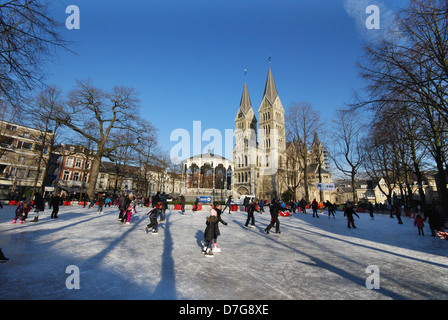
[426,204,442,237]
[222,195,232,214]
[265,198,281,234]
[344,206,360,228]
[203,209,219,257]
[118,193,128,221]
[31,192,45,222]
[51,193,62,219]
[244,201,259,229]
[212,204,227,252]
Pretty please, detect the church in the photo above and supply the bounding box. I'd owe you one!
[180,62,334,203]
[232,62,333,202]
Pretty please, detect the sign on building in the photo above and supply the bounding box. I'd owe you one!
[317,183,335,191]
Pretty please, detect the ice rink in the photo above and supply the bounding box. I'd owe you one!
[0,203,447,300]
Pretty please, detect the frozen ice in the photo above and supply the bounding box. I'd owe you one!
[0,204,447,300]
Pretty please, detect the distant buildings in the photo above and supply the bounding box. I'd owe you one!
[0,121,54,200]
[0,121,181,200]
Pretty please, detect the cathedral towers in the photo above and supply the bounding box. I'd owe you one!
[233,62,286,198]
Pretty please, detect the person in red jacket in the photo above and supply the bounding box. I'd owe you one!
[414,215,425,236]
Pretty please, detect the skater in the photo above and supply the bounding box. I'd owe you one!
[222,195,232,214]
[121,195,136,224]
[368,202,374,220]
[387,202,394,218]
[97,194,105,215]
[414,215,425,236]
[159,192,167,221]
[118,193,130,222]
[193,197,199,212]
[105,196,112,207]
[145,202,162,234]
[13,201,31,224]
[426,204,441,237]
[259,199,265,213]
[311,199,319,218]
[31,192,45,222]
[395,205,403,224]
[180,195,186,215]
[265,198,281,234]
[211,203,228,253]
[243,196,250,212]
[325,200,335,219]
[203,208,219,257]
[344,205,359,228]
[51,193,61,219]
[299,198,307,214]
[244,200,259,229]
[124,200,137,225]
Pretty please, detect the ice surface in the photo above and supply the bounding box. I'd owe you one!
[0,204,447,300]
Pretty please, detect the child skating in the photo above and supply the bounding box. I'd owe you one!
[203,208,219,257]
[13,201,31,224]
[211,203,228,253]
[145,202,162,234]
[414,215,425,236]
[344,205,359,228]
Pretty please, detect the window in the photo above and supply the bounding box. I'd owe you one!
[66,158,74,167]
[27,170,38,179]
[6,125,17,131]
[62,171,70,181]
[73,172,80,181]
[75,159,82,168]
[17,141,33,150]
[16,169,26,178]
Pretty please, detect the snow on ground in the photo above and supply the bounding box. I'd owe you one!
[0,204,447,300]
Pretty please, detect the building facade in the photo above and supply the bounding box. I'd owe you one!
[0,121,54,199]
[233,64,333,201]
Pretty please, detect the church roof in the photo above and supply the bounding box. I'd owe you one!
[312,132,321,146]
[238,81,253,116]
[262,64,278,105]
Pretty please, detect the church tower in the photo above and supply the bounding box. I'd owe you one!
[258,61,286,160]
[233,74,258,195]
[257,61,286,198]
[311,132,325,170]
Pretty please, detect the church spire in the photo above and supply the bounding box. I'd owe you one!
[263,57,278,105]
[239,79,252,115]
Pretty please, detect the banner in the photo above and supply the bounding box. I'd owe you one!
[199,196,212,203]
[317,183,335,191]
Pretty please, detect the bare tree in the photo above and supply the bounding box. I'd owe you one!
[26,86,64,197]
[0,0,70,105]
[285,102,322,202]
[58,80,147,198]
[331,108,366,202]
[136,122,158,196]
[355,0,448,219]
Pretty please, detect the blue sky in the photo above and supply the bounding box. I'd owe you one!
[46,0,408,160]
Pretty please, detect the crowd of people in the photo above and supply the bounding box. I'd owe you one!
[0,191,447,262]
